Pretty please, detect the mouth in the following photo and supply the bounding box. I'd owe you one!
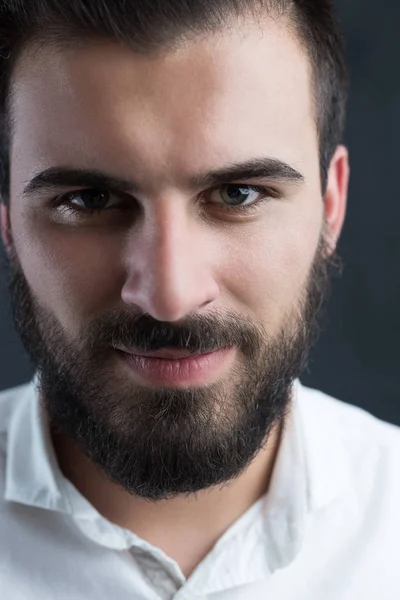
[114,346,207,360]
[114,346,235,387]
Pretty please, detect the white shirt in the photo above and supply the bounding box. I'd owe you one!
[0,373,399,600]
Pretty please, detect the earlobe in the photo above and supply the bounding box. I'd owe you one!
[323,144,350,253]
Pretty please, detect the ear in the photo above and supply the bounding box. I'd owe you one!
[323,144,350,255]
[0,201,13,256]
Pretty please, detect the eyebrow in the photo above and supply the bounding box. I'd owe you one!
[190,158,304,189]
[22,157,304,199]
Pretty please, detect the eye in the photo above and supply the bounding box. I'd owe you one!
[51,183,277,220]
[55,188,124,214]
[207,184,274,213]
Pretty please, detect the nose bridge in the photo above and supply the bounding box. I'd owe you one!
[148,203,197,297]
[121,199,218,321]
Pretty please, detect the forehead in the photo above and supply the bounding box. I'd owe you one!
[10,19,317,191]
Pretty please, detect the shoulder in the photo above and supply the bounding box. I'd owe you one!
[295,382,400,587]
[297,380,400,508]
[297,381,400,449]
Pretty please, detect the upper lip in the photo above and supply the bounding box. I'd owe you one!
[115,346,206,359]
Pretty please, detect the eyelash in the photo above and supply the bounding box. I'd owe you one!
[53,184,277,217]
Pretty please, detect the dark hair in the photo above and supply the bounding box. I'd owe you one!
[0,0,348,206]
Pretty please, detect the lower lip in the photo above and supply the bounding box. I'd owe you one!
[117,347,235,387]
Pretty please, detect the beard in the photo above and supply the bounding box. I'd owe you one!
[2,227,340,501]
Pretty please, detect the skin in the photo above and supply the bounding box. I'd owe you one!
[0,17,349,578]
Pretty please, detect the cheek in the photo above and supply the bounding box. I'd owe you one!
[221,203,323,326]
[13,216,123,331]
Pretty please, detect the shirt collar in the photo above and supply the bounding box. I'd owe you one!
[4,372,70,513]
[4,373,352,584]
[258,380,352,573]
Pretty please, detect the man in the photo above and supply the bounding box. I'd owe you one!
[0,0,398,598]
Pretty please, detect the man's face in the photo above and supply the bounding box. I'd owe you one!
[1,19,347,499]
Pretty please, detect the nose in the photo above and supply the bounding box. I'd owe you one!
[120,201,220,322]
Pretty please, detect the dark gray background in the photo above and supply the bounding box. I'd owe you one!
[1,1,399,425]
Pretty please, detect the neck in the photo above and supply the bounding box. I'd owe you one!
[50,412,285,578]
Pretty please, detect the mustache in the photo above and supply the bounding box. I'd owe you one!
[82,309,260,357]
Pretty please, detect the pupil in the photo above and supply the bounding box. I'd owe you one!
[225,185,250,205]
[82,189,108,209]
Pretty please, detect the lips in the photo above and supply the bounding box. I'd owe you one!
[117,346,235,387]
[114,346,207,360]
